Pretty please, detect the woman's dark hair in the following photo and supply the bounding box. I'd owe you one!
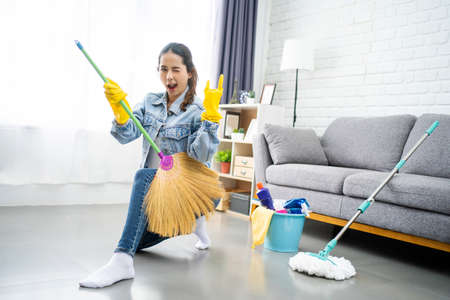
[158,42,198,111]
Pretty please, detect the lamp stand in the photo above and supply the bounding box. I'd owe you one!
[293,68,299,127]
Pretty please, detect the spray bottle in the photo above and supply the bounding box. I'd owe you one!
[256,182,275,210]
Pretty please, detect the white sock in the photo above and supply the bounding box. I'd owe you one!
[79,252,135,288]
[194,216,211,250]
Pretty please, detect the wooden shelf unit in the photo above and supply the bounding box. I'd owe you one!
[213,103,285,213]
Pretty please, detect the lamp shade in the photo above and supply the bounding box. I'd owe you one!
[280,38,315,71]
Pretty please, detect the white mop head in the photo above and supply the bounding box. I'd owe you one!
[289,252,356,280]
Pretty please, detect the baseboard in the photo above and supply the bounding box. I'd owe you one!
[308,212,450,253]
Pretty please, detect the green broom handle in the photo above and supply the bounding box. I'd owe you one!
[119,101,161,154]
[75,40,161,154]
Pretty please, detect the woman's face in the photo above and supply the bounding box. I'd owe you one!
[159,51,192,102]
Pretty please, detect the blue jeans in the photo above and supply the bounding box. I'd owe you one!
[114,168,218,257]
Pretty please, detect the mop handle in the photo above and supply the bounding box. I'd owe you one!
[333,121,439,242]
[74,40,161,155]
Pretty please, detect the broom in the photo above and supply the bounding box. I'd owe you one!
[75,40,224,237]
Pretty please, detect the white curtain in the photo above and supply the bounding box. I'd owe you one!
[1,0,214,129]
[0,0,215,197]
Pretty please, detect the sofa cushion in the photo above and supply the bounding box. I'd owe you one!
[343,171,450,215]
[254,133,273,185]
[266,164,364,194]
[321,115,416,171]
[263,124,328,165]
[267,184,343,218]
[341,196,450,243]
[400,114,450,179]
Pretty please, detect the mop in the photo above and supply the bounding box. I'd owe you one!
[75,40,224,237]
[289,120,440,280]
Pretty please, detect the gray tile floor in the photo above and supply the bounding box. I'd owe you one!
[0,204,449,300]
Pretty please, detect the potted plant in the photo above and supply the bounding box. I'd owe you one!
[246,90,256,104]
[214,149,232,174]
[231,128,245,141]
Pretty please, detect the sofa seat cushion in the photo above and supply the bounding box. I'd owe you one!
[341,196,450,243]
[267,184,343,218]
[343,171,450,215]
[400,114,450,179]
[266,164,365,195]
[321,114,416,171]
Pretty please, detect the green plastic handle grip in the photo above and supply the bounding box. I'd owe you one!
[358,199,372,213]
[118,100,160,153]
[426,121,439,135]
[395,159,406,170]
[75,40,161,154]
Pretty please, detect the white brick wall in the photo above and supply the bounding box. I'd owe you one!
[262,0,450,134]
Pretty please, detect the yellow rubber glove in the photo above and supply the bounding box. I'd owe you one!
[201,74,224,123]
[104,78,131,125]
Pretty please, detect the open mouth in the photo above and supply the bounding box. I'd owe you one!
[167,83,177,91]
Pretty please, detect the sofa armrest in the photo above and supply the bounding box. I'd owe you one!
[253,133,273,185]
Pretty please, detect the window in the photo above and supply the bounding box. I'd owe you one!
[0,0,214,130]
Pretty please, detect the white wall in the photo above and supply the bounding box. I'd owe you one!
[262,0,450,134]
[254,0,273,103]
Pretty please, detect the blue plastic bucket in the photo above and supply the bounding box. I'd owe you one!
[264,212,306,252]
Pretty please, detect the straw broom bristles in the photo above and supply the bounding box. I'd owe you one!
[144,152,225,237]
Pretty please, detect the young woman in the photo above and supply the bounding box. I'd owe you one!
[79,42,223,288]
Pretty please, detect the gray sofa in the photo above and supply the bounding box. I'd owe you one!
[254,113,450,245]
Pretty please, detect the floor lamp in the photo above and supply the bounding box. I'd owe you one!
[280,39,315,127]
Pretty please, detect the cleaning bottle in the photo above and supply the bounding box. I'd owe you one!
[256,182,275,210]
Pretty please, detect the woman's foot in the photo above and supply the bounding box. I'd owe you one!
[79,252,135,288]
[194,216,211,250]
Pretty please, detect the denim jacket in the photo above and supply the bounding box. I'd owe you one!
[111,88,219,168]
